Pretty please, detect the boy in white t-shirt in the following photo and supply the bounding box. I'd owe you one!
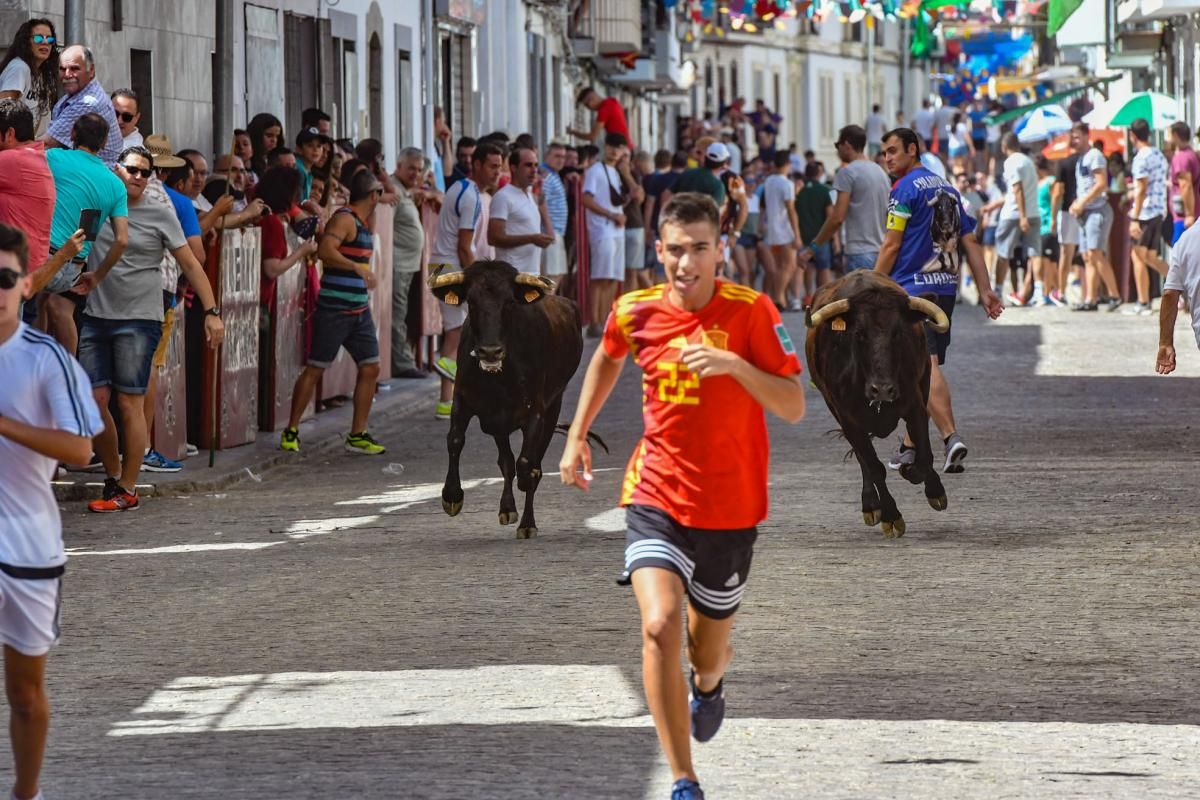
[0,223,102,800]
[429,143,504,420]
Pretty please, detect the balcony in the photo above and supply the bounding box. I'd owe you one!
[570,0,643,58]
[609,27,684,89]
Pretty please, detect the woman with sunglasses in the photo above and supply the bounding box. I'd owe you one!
[0,19,60,135]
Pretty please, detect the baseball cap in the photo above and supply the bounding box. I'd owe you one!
[705,142,731,163]
[296,126,332,147]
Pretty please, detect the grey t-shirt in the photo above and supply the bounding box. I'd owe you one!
[86,195,187,322]
[832,158,890,255]
[1076,148,1109,212]
[392,183,425,274]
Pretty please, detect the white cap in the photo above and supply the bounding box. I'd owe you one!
[705,142,731,163]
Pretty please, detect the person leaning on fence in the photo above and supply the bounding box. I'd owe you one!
[390,147,432,379]
[77,146,225,513]
[279,169,387,456]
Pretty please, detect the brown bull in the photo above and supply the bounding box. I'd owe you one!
[804,270,950,537]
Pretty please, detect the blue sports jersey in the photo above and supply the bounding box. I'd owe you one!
[885,167,977,297]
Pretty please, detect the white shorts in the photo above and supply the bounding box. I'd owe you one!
[1057,210,1080,247]
[625,228,647,271]
[0,570,61,657]
[542,234,567,277]
[589,236,624,281]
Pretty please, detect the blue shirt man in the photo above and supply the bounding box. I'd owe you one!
[884,166,976,297]
[541,163,568,236]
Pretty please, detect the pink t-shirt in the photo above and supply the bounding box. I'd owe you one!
[1169,147,1200,222]
[0,141,54,270]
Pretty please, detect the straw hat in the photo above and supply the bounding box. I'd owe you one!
[142,133,187,168]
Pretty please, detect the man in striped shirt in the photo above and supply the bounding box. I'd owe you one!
[280,170,387,456]
[540,143,569,278]
[0,223,103,800]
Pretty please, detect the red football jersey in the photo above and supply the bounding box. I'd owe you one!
[602,281,803,529]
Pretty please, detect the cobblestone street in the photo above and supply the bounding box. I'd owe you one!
[46,304,1200,799]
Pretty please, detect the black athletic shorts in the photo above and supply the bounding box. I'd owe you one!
[623,504,757,620]
[1136,215,1163,250]
[925,293,956,366]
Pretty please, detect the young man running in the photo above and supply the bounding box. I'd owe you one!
[560,193,806,800]
[0,223,103,800]
[876,128,1002,474]
[280,169,387,455]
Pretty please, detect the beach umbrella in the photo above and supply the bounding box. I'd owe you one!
[1015,105,1072,143]
[1107,91,1180,128]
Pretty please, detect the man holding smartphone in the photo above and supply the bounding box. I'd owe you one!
[34,113,128,354]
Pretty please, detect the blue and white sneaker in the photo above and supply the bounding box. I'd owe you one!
[142,449,183,473]
[689,671,725,743]
[671,778,705,800]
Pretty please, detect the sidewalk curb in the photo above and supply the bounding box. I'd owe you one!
[53,380,436,503]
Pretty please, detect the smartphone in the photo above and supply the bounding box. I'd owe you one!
[78,208,102,242]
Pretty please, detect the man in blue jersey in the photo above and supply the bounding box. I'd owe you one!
[876,128,1002,475]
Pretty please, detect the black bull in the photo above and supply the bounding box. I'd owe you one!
[804,270,951,538]
[429,261,586,539]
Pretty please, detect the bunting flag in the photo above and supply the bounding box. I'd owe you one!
[1046,0,1083,36]
[911,11,935,58]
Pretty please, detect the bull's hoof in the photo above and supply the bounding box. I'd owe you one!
[863,509,882,526]
[499,510,519,525]
[928,494,948,511]
[443,499,463,517]
[881,517,906,538]
[516,526,538,539]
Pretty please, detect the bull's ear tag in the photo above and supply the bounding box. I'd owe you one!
[444,290,460,305]
[831,317,846,332]
[523,289,540,303]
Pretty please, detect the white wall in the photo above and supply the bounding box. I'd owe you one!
[334,0,425,164]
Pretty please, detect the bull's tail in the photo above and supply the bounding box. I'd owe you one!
[553,423,610,454]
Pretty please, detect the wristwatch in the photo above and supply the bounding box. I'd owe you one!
[205,307,221,318]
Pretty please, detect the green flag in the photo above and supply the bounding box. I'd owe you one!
[911,12,934,59]
[1047,0,1084,37]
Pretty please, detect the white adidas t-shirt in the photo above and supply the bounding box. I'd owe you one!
[432,178,483,267]
[0,323,103,568]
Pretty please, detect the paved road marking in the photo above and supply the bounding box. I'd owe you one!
[67,542,284,556]
[285,515,382,539]
[109,666,1200,798]
[585,507,626,532]
[110,665,644,735]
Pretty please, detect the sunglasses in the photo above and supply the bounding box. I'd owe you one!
[31,34,55,44]
[121,164,153,178]
[0,267,22,290]
[117,111,136,123]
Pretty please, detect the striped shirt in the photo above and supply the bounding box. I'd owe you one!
[318,207,372,313]
[541,164,568,235]
[1,323,103,568]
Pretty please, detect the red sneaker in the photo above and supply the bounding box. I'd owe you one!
[88,488,140,513]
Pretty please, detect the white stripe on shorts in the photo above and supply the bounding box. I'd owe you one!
[687,580,747,612]
[625,539,696,581]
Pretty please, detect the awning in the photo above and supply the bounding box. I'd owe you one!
[984,76,1121,126]
[1117,0,1200,23]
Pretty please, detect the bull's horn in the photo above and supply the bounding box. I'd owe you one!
[428,270,466,290]
[909,296,950,333]
[514,273,556,291]
[807,298,851,328]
